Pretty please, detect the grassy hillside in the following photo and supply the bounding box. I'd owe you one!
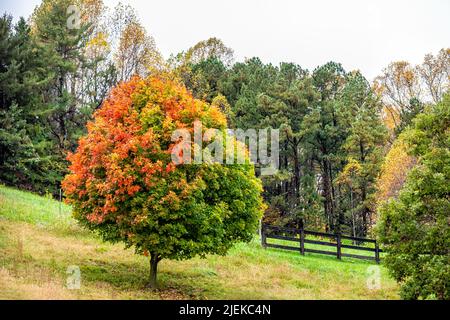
[0,185,399,299]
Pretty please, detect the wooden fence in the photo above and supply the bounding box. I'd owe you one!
[261,224,382,263]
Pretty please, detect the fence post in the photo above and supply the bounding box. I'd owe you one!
[261,224,267,249]
[336,234,342,260]
[300,227,305,256]
[375,241,380,264]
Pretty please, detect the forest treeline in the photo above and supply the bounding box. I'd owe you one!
[0,0,449,241]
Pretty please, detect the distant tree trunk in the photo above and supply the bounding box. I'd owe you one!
[328,162,338,232]
[350,186,357,244]
[292,138,300,197]
[149,253,160,288]
[359,141,369,237]
[361,184,368,237]
[322,159,334,232]
[283,140,289,202]
[336,184,344,235]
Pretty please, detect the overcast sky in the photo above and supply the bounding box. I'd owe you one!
[2,0,449,80]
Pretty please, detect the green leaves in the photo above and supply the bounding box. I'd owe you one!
[377,93,450,300]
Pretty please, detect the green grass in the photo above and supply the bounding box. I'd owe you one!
[0,184,399,299]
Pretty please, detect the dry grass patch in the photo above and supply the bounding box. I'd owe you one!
[0,185,399,300]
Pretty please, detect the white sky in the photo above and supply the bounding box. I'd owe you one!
[2,0,449,80]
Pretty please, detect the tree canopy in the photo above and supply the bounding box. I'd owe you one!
[377,94,450,299]
[62,76,265,287]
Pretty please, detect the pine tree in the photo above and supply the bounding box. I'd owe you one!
[0,15,53,191]
[336,71,388,236]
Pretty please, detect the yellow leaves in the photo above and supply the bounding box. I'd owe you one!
[387,61,419,90]
[133,214,148,225]
[376,48,449,109]
[185,37,234,66]
[211,94,233,124]
[120,21,146,46]
[381,105,400,134]
[115,20,163,81]
[207,105,227,128]
[85,31,110,59]
[336,158,362,186]
[403,70,415,86]
[162,115,176,134]
[81,0,103,21]
[376,135,416,205]
[86,32,109,49]
[375,60,421,111]
[140,103,164,129]
[372,80,385,96]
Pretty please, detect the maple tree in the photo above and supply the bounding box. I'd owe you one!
[62,76,265,287]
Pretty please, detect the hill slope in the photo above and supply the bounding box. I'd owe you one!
[0,185,398,299]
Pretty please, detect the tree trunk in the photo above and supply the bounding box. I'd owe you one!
[328,162,338,232]
[350,187,357,244]
[283,140,289,202]
[361,183,368,237]
[322,159,334,232]
[292,139,300,197]
[149,253,160,289]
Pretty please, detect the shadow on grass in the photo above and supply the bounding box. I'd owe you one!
[79,259,208,299]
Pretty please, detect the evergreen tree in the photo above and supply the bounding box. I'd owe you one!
[302,62,348,233]
[0,15,54,191]
[336,71,388,236]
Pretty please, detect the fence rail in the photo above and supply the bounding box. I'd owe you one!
[261,224,381,263]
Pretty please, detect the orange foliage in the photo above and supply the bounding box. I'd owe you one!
[62,76,227,223]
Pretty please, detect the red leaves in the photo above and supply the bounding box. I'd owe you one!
[165,162,175,174]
